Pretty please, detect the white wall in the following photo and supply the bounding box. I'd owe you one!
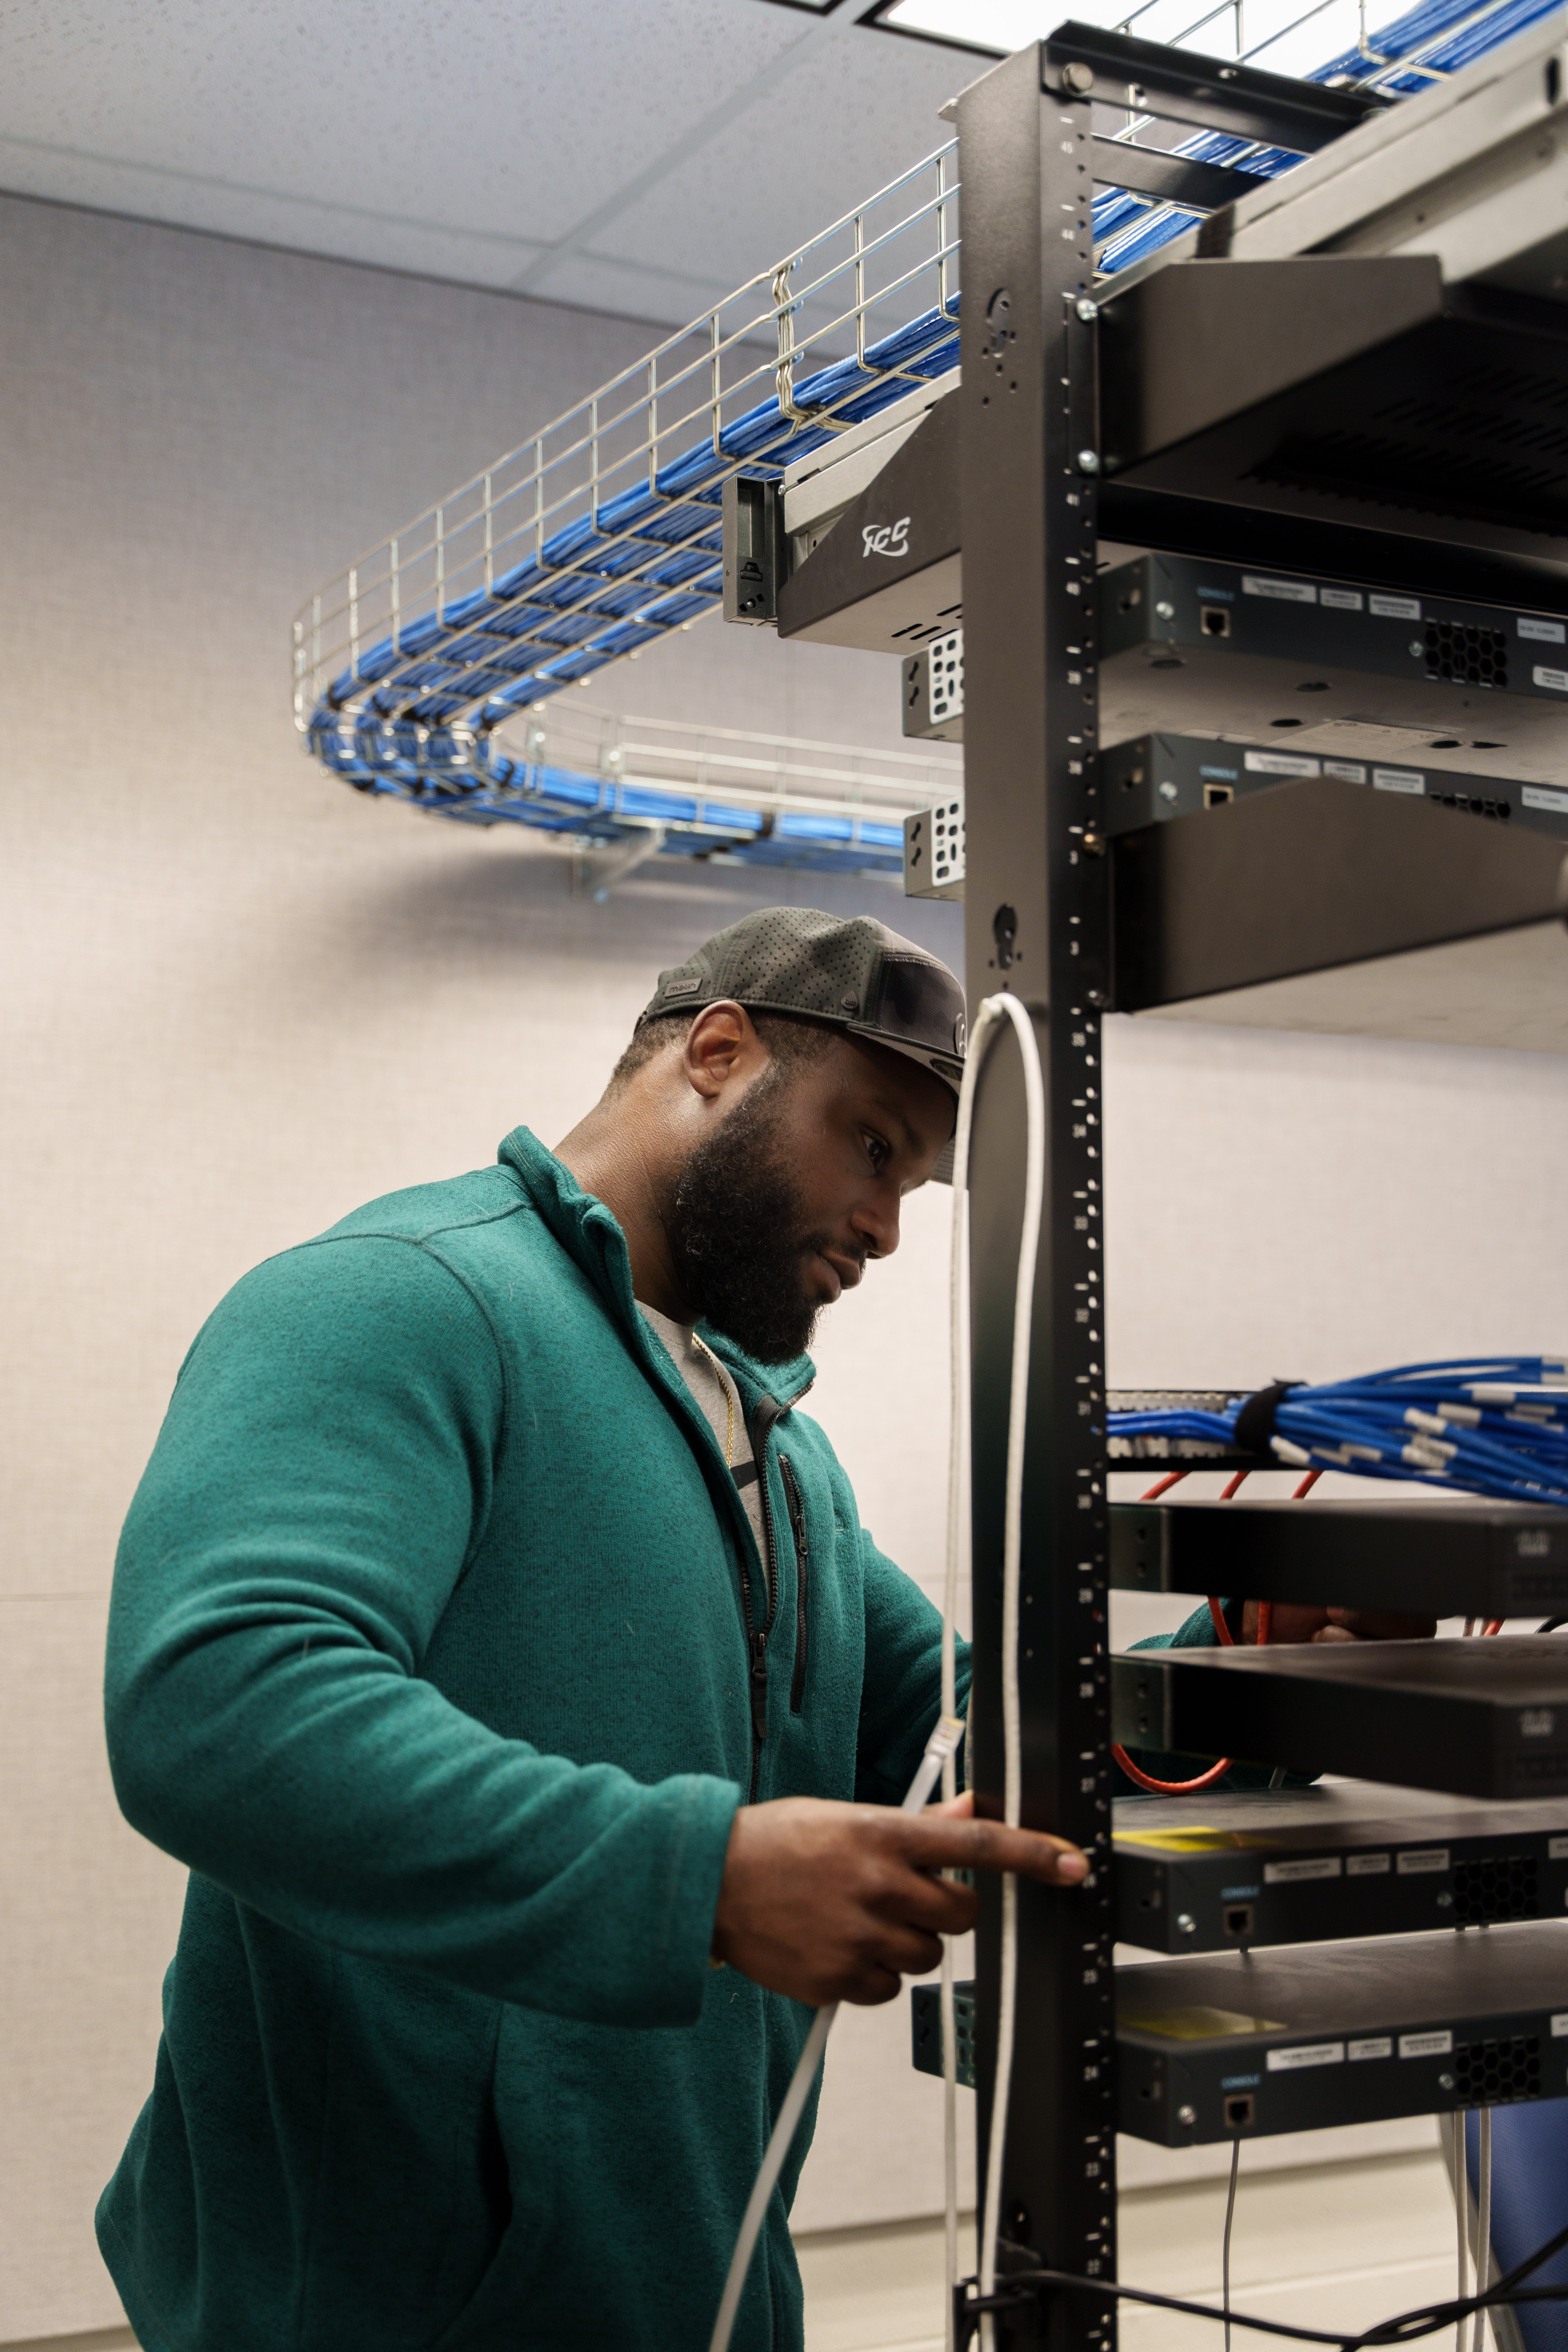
[6,182,1568,2341]
[0,186,968,2338]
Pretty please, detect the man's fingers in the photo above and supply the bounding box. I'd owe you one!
[882,1868,981,1937]
[901,1814,1088,1885]
[1324,1608,1437,1640]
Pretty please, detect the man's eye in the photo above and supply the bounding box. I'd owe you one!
[865,1133,890,1170]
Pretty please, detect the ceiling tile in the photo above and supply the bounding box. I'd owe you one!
[0,0,804,257]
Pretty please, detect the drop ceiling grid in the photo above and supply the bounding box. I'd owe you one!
[0,0,969,324]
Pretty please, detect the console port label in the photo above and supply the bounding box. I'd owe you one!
[1519,616,1566,643]
[1346,1853,1390,1877]
[1370,594,1421,619]
[1396,1849,1450,1875]
[1243,574,1317,604]
[1399,2030,1452,2059]
[1349,2038,1393,2061]
[1264,1856,1341,1884]
[1244,751,1319,777]
[1268,2042,1344,2071]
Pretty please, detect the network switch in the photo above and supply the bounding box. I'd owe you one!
[900,557,1568,787]
[914,1920,1568,2144]
[1114,1783,1568,1954]
[1102,731,1568,842]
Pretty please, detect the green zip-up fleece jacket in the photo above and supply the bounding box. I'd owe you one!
[98,1129,969,2352]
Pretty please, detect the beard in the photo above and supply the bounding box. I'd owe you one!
[668,1069,852,1364]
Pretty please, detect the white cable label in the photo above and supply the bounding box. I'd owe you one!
[1321,587,1364,610]
[1268,2042,1344,2071]
[1346,1852,1390,1877]
[1323,760,1367,781]
[1396,1848,1449,1875]
[1399,2030,1452,2059]
[1244,751,1320,777]
[1243,574,1317,603]
[1349,2037,1393,2061]
[1524,786,1568,815]
[1552,2014,1568,2037]
[1373,768,1425,794]
[1264,1856,1341,1884]
[1549,1836,1568,1859]
[1533,666,1568,692]
[1370,594,1421,619]
[1519,616,1566,643]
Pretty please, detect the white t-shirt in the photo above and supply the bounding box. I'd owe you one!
[637,1302,765,1548]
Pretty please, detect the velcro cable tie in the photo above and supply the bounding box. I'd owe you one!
[1232,1380,1301,1455]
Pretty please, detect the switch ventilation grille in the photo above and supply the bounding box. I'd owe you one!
[1451,1853,1538,1924]
[1425,621,1509,688]
[1453,2034,1542,2106]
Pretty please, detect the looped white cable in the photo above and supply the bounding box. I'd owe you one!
[942,993,1047,2352]
[708,1712,966,2352]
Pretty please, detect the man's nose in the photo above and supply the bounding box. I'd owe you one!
[850,1185,900,1261]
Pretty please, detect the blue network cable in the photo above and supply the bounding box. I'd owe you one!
[302,0,1549,867]
[1109,1358,1568,1505]
[1095,0,1564,272]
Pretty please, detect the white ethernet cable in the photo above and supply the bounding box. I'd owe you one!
[942,993,1047,2352]
[706,1708,967,2352]
[1472,2107,1493,2352]
[710,987,1042,2352]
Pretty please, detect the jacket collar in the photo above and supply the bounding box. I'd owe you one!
[497,1127,816,1416]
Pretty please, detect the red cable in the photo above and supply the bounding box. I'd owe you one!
[1141,1470,1189,1501]
[1114,1457,1312,1794]
[1113,1474,1266,1794]
[1483,1619,1504,1636]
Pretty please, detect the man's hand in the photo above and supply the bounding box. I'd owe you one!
[710,1790,1087,2008]
[1238,1600,1436,1645]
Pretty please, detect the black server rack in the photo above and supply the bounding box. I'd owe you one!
[727,22,1568,2347]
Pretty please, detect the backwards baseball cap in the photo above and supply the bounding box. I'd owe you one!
[637,907,968,1179]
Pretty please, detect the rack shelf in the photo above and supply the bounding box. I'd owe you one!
[1114,1638,1568,1799]
[1110,1498,1568,1618]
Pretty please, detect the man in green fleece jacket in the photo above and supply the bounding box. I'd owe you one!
[100,908,1090,2352]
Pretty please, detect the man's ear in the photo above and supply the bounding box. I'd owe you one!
[683,1001,762,1101]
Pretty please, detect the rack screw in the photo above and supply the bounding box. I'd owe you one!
[1062,61,1096,92]
[1155,600,1175,619]
[1438,2072,1456,2091]
[1077,449,1100,473]
[1436,1892,1454,1908]
[1410,640,1424,657]
[1177,2104,1197,2126]
[1076,297,1099,322]
[1176,1913,1197,1935]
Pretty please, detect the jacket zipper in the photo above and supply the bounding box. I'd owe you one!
[744,1397,786,1802]
[779,1453,810,1714]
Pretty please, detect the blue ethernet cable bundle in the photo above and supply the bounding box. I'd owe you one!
[1109,1359,1568,1505]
